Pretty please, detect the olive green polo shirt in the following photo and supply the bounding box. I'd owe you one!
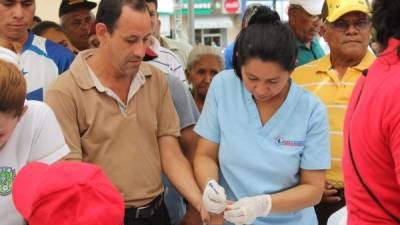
[45,49,180,207]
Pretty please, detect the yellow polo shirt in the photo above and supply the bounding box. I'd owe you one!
[292,52,375,188]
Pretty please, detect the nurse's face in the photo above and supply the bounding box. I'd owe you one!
[241,58,290,103]
[0,112,19,150]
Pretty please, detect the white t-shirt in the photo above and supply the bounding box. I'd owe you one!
[0,101,70,225]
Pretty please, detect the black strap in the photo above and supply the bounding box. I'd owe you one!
[348,70,400,223]
[125,194,164,220]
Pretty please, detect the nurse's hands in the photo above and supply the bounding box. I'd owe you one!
[224,194,272,225]
[202,180,273,224]
[202,180,227,214]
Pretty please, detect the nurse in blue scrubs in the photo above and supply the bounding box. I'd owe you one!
[194,6,330,225]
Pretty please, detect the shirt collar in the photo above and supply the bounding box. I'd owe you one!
[315,51,376,73]
[297,38,318,49]
[87,64,147,104]
[70,49,152,90]
[354,51,376,71]
[22,32,34,52]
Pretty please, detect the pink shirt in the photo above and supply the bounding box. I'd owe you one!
[343,38,400,224]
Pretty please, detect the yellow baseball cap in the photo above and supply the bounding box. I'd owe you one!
[326,0,371,22]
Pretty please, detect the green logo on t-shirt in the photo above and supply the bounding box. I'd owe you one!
[0,167,16,196]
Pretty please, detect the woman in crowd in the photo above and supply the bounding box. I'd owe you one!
[0,39,69,225]
[193,6,330,225]
[185,45,224,112]
[343,0,400,224]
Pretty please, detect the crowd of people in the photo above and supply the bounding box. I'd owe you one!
[0,0,399,225]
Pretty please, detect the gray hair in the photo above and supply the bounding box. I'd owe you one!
[186,45,224,71]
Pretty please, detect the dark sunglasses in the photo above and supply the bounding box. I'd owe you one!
[327,18,371,32]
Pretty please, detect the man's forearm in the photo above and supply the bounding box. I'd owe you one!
[159,136,203,211]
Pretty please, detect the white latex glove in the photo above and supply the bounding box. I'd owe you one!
[224,194,272,225]
[202,179,227,214]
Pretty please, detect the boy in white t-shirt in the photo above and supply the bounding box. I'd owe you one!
[0,45,70,225]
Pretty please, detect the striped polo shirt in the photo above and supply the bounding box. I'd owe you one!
[292,52,375,188]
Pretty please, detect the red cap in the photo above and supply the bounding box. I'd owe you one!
[12,162,124,225]
[144,47,158,61]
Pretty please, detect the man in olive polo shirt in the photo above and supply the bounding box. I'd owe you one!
[45,0,205,224]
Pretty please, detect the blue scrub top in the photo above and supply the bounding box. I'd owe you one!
[194,70,330,225]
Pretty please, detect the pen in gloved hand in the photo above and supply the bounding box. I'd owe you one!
[208,182,220,195]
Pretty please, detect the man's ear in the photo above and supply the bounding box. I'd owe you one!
[322,24,329,42]
[96,23,109,45]
[287,6,295,18]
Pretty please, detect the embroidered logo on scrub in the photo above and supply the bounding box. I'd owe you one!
[0,167,16,196]
[275,136,305,147]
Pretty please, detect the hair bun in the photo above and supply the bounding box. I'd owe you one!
[248,7,281,26]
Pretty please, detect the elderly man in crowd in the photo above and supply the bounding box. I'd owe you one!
[45,1,207,225]
[288,0,326,66]
[59,0,96,51]
[292,0,375,224]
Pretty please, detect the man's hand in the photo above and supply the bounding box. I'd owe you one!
[200,205,225,225]
[321,182,341,203]
[202,180,227,214]
[208,213,225,225]
[179,205,203,225]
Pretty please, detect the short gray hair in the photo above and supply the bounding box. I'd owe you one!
[186,45,224,71]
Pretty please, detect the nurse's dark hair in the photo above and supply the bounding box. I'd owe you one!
[372,0,400,56]
[232,6,298,80]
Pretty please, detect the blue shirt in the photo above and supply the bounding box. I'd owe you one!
[194,70,330,225]
[21,32,75,101]
[224,42,235,70]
